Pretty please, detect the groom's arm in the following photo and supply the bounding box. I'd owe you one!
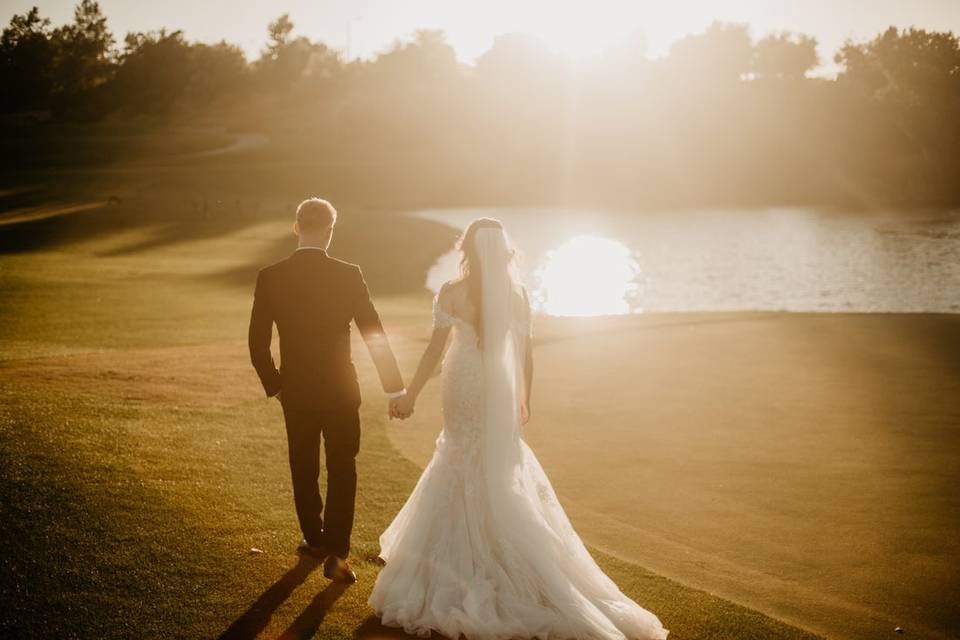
[248,270,282,397]
[351,266,405,395]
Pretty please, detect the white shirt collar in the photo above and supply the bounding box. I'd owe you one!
[295,246,327,252]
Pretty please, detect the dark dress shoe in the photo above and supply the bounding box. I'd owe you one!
[297,538,326,559]
[323,555,357,584]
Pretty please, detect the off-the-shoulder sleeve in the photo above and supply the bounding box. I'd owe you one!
[432,293,456,329]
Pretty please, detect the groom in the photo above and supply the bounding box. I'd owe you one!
[248,197,410,584]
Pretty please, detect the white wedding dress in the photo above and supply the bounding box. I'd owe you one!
[369,229,668,640]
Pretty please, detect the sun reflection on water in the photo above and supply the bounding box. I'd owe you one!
[532,235,642,317]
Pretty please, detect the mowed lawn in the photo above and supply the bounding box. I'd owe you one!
[0,207,825,640]
[392,314,960,640]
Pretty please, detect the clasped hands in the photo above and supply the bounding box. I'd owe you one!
[389,394,415,421]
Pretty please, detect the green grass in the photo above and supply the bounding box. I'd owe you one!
[0,200,821,639]
[0,380,821,640]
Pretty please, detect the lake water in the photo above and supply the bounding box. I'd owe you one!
[413,207,960,315]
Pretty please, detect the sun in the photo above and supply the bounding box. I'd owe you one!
[534,7,628,59]
[480,0,641,60]
[504,0,699,60]
[533,235,641,316]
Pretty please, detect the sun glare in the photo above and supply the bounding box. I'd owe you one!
[506,0,710,60]
[530,3,639,59]
[533,235,641,316]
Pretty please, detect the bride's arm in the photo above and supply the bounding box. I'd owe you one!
[409,326,452,400]
[396,325,451,413]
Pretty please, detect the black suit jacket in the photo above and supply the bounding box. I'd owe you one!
[248,248,404,409]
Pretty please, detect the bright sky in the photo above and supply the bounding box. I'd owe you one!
[5,0,960,66]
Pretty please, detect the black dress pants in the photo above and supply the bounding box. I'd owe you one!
[280,399,361,558]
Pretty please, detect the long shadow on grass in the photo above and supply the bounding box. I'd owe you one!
[276,580,350,640]
[205,212,458,296]
[216,554,340,640]
[0,180,290,258]
[0,201,130,253]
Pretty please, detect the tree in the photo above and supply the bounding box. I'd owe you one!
[835,26,960,103]
[51,0,115,105]
[300,42,340,83]
[472,32,570,111]
[0,7,56,111]
[184,41,248,106]
[350,30,463,147]
[263,13,294,62]
[835,27,960,204]
[255,14,338,91]
[371,29,459,82]
[754,32,819,79]
[109,30,249,114]
[667,21,753,82]
[112,30,193,113]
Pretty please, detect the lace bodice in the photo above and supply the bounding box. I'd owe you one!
[432,294,485,454]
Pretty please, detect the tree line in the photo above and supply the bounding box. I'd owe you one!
[2,1,959,208]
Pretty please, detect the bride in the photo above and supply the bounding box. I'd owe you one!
[369,218,668,640]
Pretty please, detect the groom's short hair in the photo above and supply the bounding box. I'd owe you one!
[296,198,337,231]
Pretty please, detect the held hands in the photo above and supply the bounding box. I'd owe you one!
[389,394,415,421]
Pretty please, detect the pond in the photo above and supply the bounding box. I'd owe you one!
[413,207,960,315]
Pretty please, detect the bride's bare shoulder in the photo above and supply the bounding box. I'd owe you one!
[438,279,475,319]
